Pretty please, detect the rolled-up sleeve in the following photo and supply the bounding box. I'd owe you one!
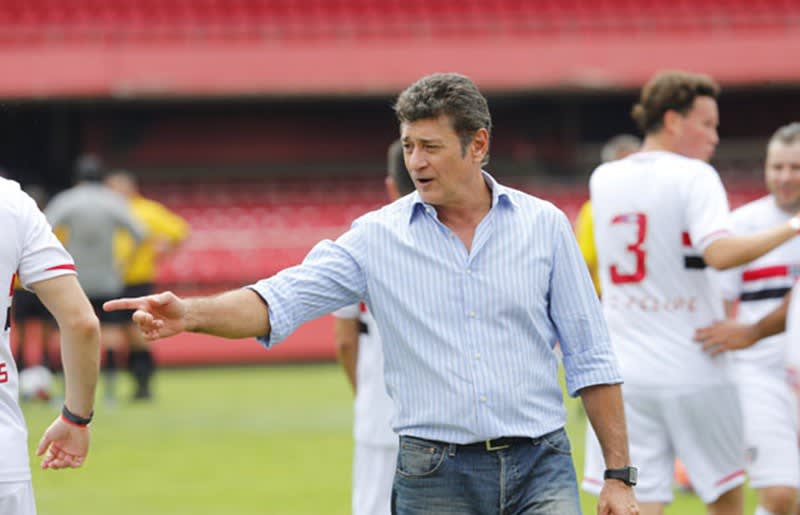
[548,211,622,396]
[248,229,367,347]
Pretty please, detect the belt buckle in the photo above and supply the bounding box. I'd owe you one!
[485,438,510,451]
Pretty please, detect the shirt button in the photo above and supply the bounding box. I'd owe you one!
[468,311,476,318]
[475,353,481,360]
[479,396,487,403]
[466,268,472,275]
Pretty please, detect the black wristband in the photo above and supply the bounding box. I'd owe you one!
[61,405,93,426]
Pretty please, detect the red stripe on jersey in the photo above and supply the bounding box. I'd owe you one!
[45,264,76,272]
[682,232,692,247]
[742,265,789,282]
[7,274,15,296]
[583,476,603,486]
[714,469,745,487]
[359,302,366,313]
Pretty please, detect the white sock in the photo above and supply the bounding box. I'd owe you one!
[754,506,777,515]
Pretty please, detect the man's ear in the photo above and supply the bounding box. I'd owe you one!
[470,128,490,163]
[663,109,682,136]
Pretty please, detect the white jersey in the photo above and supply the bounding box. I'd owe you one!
[1,178,76,482]
[787,283,800,374]
[333,303,396,447]
[591,151,732,387]
[713,196,800,373]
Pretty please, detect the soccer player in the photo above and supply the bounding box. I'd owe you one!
[708,122,800,515]
[333,139,414,515]
[107,73,638,514]
[1,176,100,514]
[105,170,189,401]
[584,70,800,515]
[575,134,641,295]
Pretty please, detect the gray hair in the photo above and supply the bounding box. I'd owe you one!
[394,73,491,165]
[769,122,800,147]
[601,134,642,163]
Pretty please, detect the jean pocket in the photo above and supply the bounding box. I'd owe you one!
[538,429,573,456]
[396,437,447,478]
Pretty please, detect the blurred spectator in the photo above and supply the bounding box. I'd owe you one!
[332,139,413,515]
[12,184,57,377]
[45,155,145,404]
[574,135,641,295]
[105,170,189,401]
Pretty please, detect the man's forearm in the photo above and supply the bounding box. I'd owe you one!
[704,223,797,270]
[334,318,360,392]
[753,290,791,339]
[185,288,270,339]
[580,383,631,469]
[60,317,100,417]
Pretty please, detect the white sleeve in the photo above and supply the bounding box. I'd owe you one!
[17,189,76,289]
[685,164,732,252]
[333,303,360,319]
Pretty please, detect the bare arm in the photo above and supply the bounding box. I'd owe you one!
[30,274,100,469]
[580,383,639,515]
[581,384,630,469]
[104,288,269,341]
[695,290,790,355]
[704,222,798,270]
[334,317,360,393]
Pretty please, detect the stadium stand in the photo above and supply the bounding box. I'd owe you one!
[0,0,797,97]
[0,0,797,43]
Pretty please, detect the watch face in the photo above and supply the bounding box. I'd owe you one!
[629,467,638,485]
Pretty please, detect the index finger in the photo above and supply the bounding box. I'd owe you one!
[103,297,149,312]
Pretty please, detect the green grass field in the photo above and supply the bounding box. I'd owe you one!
[22,363,757,514]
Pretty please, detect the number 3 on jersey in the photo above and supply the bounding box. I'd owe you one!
[610,212,648,284]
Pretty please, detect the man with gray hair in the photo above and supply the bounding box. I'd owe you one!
[696,122,800,515]
[106,73,638,514]
[46,154,145,403]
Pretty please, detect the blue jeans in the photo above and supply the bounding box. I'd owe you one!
[391,428,581,515]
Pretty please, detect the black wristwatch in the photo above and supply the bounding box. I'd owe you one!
[604,466,638,486]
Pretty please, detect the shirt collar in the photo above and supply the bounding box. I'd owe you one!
[408,171,516,224]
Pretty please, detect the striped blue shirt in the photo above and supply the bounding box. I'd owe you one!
[250,172,621,443]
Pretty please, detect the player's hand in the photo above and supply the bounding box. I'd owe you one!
[103,291,188,341]
[36,417,90,470]
[694,320,759,356]
[597,480,638,515]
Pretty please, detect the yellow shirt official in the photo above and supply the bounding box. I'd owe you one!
[116,196,189,285]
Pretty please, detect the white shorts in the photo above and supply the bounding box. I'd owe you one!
[737,371,800,489]
[0,480,36,515]
[583,383,745,504]
[353,442,397,515]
